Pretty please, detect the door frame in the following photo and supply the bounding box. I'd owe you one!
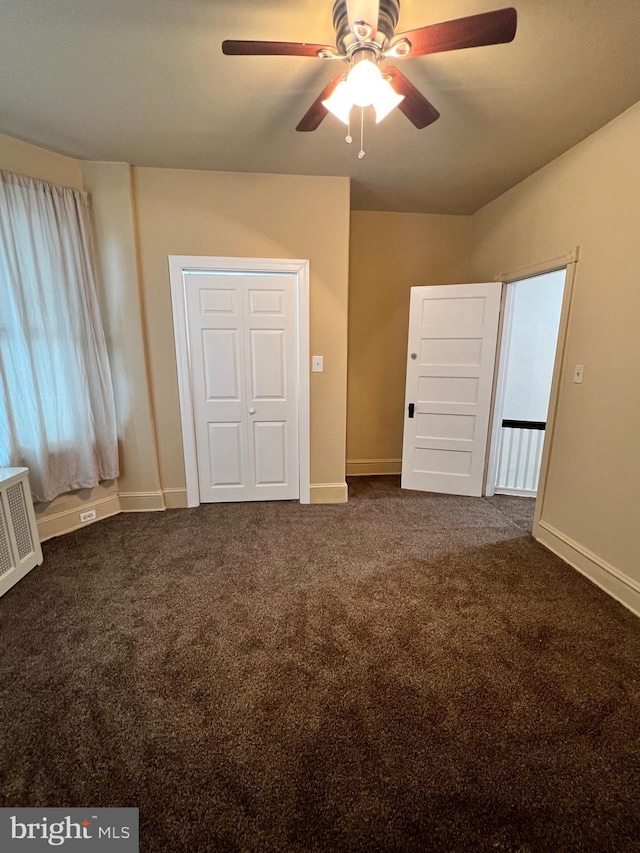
[484,268,567,498]
[483,248,579,536]
[168,255,310,507]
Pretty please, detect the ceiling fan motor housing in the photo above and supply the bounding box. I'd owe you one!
[332,0,400,60]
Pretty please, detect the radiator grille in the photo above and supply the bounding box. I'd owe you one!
[7,482,33,560]
[0,469,42,596]
[0,505,13,577]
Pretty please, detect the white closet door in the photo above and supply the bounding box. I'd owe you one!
[243,276,299,500]
[401,283,502,496]
[185,273,299,502]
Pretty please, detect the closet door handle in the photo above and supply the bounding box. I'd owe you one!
[249,407,256,415]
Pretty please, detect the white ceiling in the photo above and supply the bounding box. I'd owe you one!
[2,0,640,213]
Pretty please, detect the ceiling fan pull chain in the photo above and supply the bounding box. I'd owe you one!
[345,117,352,144]
[358,107,365,159]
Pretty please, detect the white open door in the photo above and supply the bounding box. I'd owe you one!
[401,283,502,496]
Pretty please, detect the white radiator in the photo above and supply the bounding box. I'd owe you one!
[0,467,43,598]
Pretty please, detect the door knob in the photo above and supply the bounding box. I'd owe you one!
[249,407,256,415]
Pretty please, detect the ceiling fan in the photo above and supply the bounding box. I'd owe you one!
[222,1,517,134]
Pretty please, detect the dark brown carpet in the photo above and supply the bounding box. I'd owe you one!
[1,476,639,852]
[483,494,536,532]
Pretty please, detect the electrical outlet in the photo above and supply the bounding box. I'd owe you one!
[573,364,585,384]
[312,355,324,373]
[80,509,97,523]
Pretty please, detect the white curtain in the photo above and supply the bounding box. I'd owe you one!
[0,170,119,502]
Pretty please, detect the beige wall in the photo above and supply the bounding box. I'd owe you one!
[132,168,351,503]
[470,100,640,597]
[81,162,163,511]
[0,132,83,190]
[347,211,472,473]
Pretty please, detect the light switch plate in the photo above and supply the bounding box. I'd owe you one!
[573,364,584,384]
[312,356,324,373]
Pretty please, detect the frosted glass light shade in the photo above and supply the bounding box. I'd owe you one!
[347,59,382,107]
[373,78,404,123]
[322,80,353,125]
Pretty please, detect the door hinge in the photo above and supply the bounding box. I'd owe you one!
[408,403,415,418]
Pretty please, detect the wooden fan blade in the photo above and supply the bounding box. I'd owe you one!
[222,40,334,58]
[394,8,517,57]
[296,74,345,132]
[384,67,440,129]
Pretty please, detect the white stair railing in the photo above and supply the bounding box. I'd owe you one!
[495,420,545,495]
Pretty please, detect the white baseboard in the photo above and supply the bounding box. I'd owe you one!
[345,458,402,476]
[535,520,640,618]
[163,488,188,509]
[309,482,348,504]
[495,487,537,498]
[37,494,121,542]
[119,491,166,512]
[162,485,343,507]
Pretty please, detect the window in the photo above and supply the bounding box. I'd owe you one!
[0,170,119,503]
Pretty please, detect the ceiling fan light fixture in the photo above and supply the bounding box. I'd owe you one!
[346,58,382,107]
[323,60,404,125]
[322,79,354,124]
[373,78,404,122]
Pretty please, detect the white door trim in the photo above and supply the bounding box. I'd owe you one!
[483,250,578,541]
[484,281,514,497]
[494,247,579,283]
[168,255,310,507]
[485,267,568,497]
[531,259,577,535]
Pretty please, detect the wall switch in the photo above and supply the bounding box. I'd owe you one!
[312,355,324,373]
[80,509,97,523]
[573,364,585,384]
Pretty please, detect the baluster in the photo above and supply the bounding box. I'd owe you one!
[533,430,544,491]
[513,428,524,489]
[524,429,533,490]
[496,428,505,488]
[505,428,515,489]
